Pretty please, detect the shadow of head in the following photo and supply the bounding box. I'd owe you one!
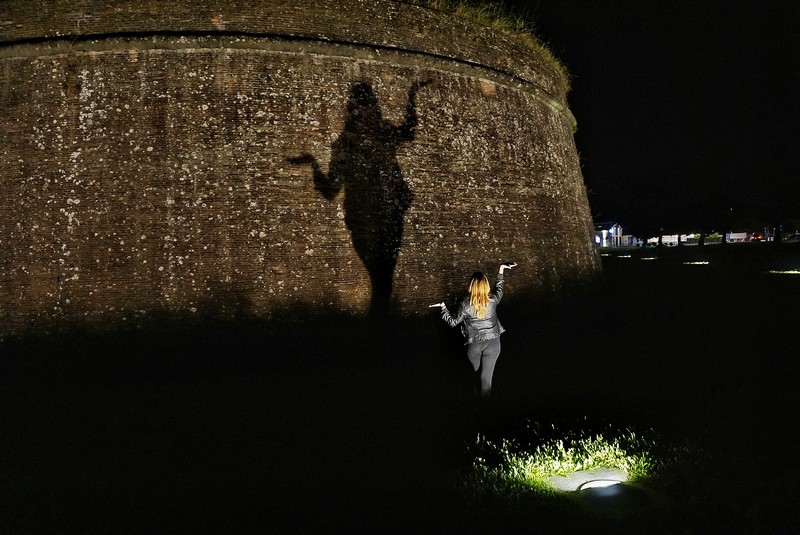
[346,82,382,127]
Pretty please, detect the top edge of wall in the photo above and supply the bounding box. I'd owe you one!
[0,0,568,100]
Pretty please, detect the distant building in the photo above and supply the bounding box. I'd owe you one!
[646,234,686,246]
[725,232,748,243]
[646,233,713,246]
[594,222,640,248]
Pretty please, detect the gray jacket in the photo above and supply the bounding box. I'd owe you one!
[441,273,505,344]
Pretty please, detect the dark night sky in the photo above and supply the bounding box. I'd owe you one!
[503,1,800,235]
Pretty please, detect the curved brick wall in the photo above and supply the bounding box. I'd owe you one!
[0,0,598,330]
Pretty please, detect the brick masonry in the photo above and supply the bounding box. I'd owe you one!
[0,0,599,332]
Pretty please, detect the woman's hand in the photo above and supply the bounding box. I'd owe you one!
[499,262,518,273]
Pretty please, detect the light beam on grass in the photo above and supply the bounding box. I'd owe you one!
[468,431,658,497]
[683,261,709,265]
[767,270,800,275]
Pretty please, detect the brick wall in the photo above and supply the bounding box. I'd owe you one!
[0,0,598,331]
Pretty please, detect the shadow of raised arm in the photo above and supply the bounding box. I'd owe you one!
[287,153,341,201]
[397,79,433,140]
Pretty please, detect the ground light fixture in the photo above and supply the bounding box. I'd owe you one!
[577,479,651,508]
[546,467,628,492]
[547,467,651,507]
[580,479,624,490]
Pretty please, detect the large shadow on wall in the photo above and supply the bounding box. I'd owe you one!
[290,81,430,316]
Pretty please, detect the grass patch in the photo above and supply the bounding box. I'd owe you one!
[400,0,569,87]
[463,420,697,503]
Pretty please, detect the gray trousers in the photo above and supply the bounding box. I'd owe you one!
[466,337,501,399]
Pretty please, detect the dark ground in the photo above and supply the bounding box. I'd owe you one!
[2,243,800,533]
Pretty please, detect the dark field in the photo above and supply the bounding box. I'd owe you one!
[2,243,800,533]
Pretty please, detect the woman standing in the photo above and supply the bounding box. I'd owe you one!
[432,262,517,400]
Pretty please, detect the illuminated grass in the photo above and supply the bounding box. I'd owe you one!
[683,261,710,265]
[463,423,687,502]
[768,270,800,275]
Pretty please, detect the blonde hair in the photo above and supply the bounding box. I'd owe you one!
[468,272,490,318]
